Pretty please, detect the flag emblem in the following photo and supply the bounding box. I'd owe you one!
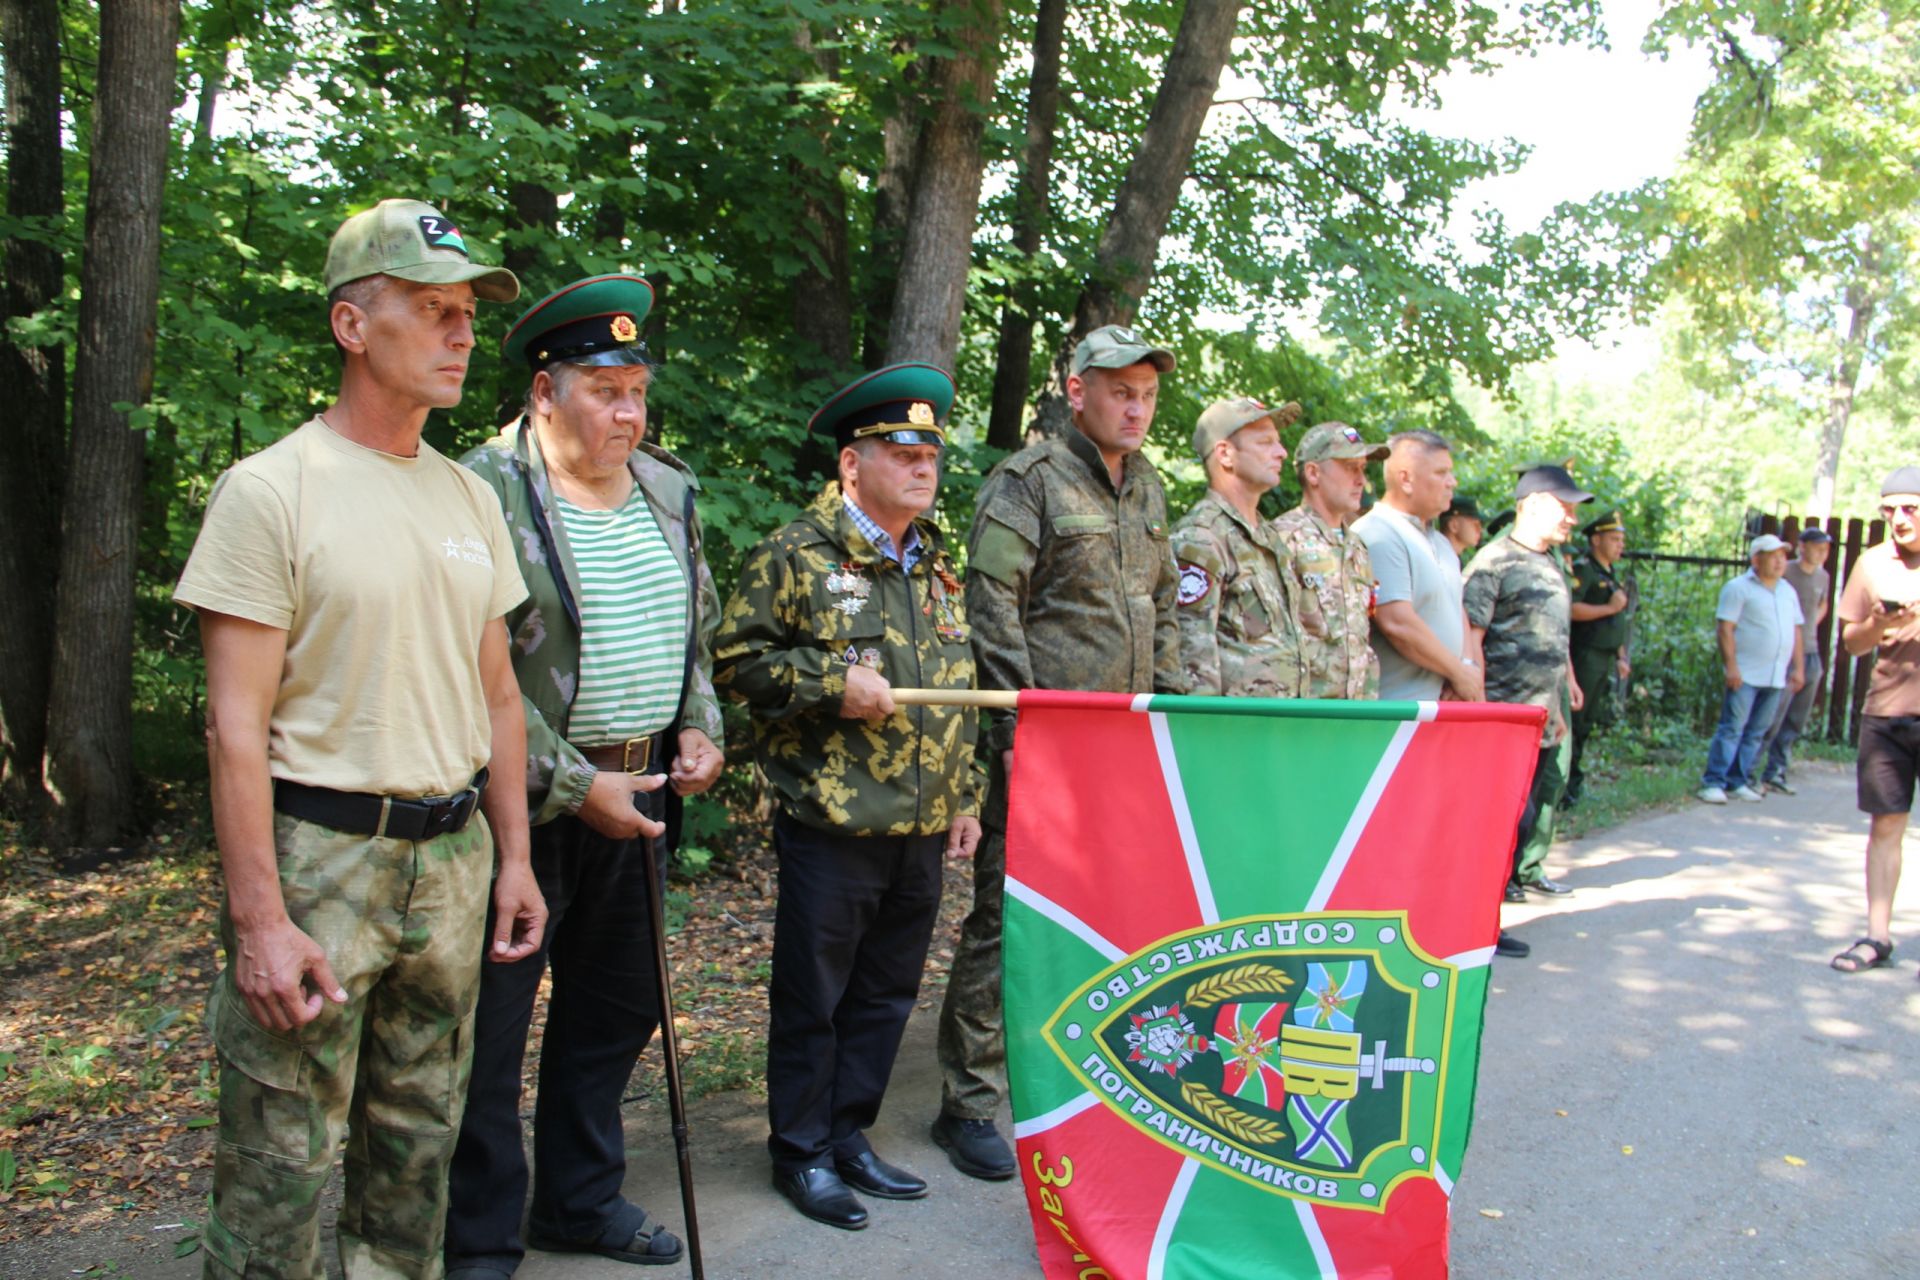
[1043,913,1448,1206]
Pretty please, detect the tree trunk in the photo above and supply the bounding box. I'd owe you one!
[1030,0,1244,438]
[859,46,922,371]
[1808,277,1874,521]
[789,22,854,384]
[883,0,1006,371]
[986,0,1066,449]
[44,0,181,844]
[0,0,65,810]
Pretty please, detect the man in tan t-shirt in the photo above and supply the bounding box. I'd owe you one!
[174,199,546,1279]
[1830,466,1920,978]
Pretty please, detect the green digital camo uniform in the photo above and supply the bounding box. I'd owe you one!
[939,427,1183,1121]
[1568,550,1634,792]
[203,815,493,1279]
[1464,532,1573,884]
[1272,505,1378,698]
[460,417,724,820]
[712,482,979,834]
[1170,490,1302,696]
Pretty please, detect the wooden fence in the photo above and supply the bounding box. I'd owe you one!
[1754,513,1888,745]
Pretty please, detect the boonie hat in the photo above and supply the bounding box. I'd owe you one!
[1071,324,1176,376]
[324,198,518,302]
[1191,397,1301,459]
[1749,533,1787,555]
[810,363,955,450]
[1295,421,1388,466]
[1514,464,1594,504]
[504,274,655,372]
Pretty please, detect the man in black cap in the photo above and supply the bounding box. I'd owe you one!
[445,275,729,1274]
[1464,465,1594,951]
[1758,527,1833,793]
[1565,510,1635,806]
[715,363,981,1228]
[1829,467,1920,975]
[1438,495,1484,561]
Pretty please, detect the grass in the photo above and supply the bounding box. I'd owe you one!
[1559,717,1858,840]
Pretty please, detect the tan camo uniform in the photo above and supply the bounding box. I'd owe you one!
[177,422,525,1279]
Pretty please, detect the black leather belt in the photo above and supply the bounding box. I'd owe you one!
[273,769,489,841]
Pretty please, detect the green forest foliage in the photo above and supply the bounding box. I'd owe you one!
[11,0,1901,812]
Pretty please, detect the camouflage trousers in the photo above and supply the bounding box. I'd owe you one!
[202,813,493,1280]
[936,755,1007,1121]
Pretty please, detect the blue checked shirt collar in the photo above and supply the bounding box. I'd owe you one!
[844,496,924,571]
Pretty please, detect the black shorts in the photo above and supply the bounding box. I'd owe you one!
[1857,714,1920,814]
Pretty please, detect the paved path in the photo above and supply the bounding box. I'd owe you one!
[137,763,1919,1278]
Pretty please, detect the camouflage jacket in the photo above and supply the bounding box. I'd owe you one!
[1464,532,1572,746]
[967,428,1184,754]
[1569,552,1635,655]
[1170,491,1301,697]
[1272,504,1377,699]
[462,418,723,824]
[712,483,978,836]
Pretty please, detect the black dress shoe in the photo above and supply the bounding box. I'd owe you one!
[1503,881,1527,903]
[1494,931,1531,958]
[930,1114,1016,1180]
[835,1150,928,1200]
[1527,876,1573,896]
[773,1167,869,1230]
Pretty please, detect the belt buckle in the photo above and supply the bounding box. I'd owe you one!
[621,735,652,775]
[422,786,478,839]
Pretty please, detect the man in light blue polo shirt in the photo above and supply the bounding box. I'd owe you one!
[1354,430,1483,702]
[1699,534,1806,803]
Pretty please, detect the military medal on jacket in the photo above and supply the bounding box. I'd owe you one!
[826,563,872,615]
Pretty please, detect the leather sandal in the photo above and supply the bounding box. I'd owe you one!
[1829,937,1893,973]
[528,1205,684,1266]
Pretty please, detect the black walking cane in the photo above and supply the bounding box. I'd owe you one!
[639,810,704,1279]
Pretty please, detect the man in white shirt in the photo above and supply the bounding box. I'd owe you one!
[1698,534,1806,803]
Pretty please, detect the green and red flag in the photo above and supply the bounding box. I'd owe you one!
[1004,692,1544,1280]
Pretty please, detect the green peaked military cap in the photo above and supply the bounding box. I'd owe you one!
[809,362,955,449]
[503,273,655,372]
[1584,509,1625,537]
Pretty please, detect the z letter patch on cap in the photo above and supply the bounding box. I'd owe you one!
[1177,563,1213,607]
[416,214,470,257]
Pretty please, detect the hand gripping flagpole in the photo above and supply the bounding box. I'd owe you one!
[888,688,1019,709]
[639,816,704,1279]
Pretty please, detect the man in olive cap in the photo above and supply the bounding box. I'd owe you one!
[1274,422,1388,698]
[447,275,728,1273]
[175,199,543,1278]
[1831,467,1920,974]
[715,364,981,1228]
[1565,510,1635,807]
[937,323,1184,1179]
[1170,396,1304,696]
[1464,464,1595,952]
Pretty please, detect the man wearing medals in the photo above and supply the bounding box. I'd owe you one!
[714,363,981,1230]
